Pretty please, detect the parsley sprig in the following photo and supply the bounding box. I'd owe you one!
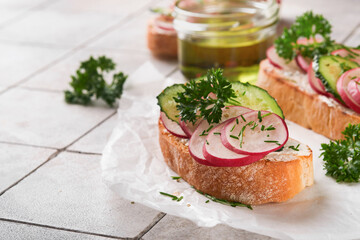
[275,11,340,61]
[320,124,360,182]
[175,69,238,124]
[65,56,127,107]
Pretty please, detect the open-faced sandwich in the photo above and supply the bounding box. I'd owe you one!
[257,11,360,140]
[147,6,177,59]
[157,69,313,205]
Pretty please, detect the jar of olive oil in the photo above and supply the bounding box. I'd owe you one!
[174,0,279,83]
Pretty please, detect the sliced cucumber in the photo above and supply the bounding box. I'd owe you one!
[157,82,284,123]
[229,82,284,118]
[157,84,184,123]
[314,55,359,100]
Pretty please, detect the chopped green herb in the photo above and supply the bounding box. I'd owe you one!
[275,146,284,152]
[251,122,258,130]
[320,124,360,182]
[171,176,182,180]
[265,125,276,131]
[199,130,208,136]
[213,132,221,135]
[289,144,300,151]
[160,192,179,201]
[175,69,239,124]
[236,118,239,124]
[230,135,239,140]
[194,187,252,210]
[258,111,262,122]
[230,124,236,132]
[205,200,210,203]
[264,140,281,145]
[65,56,127,107]
[240,115,246,122]
[242,91,246,96]
[261,112,272,119]
[206,140,209,145]
[177,196,183,202]
[206,125,214,132]
[261,125,265,131]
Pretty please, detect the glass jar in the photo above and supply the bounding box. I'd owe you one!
[173,0,280,83]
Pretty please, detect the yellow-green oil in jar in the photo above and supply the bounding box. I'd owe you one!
[174,0,279,83]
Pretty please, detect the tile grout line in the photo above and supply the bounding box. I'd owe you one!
[0,218,127,240]
[0,0,57,30]
[340,22,360,44]
[65,149,102,156]
[0,111,116,197]
[0,0,162,96]
[134,212,167,239]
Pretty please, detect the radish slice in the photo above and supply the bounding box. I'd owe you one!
[203,119,265,167]
[308,62,330,96]
[348,78,360,103]
[337,67,360,113]
[295,55,311,73]
[160,112,188,138]
[266,46,301,72]
[332,49,360,65]
[221,111,288,155]
[179,119,200,137]
[189,106,252,165]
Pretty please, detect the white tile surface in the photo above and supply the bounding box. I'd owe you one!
[22,48,177,91]
[0,220,114,240]
[143,215,274,240]
[344,25,360,47]
[69,115,117,154]
[0,88,114,148]
[279,0,359,42]
[0,42,68,88]
[0,0,152,47]
[0,143,55,193]
[0,152,161,238]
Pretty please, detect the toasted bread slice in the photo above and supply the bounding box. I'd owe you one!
[159,120,313,205]
[147,16,177,59]
[257,59,360,140]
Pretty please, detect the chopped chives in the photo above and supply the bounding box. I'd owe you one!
[240,115,246,122]
[265,125,276,131]
[236,118,239,124]
[264,140,281,145]
[230,124,236,132]
[177,196,183,202]
[206,140,209,145]
[206,125,214,132]
[205,200,210,203]
[171,176,181,180]
[230,135,239,140]
[251,122,258,130]
[261,112,272,119]
[213,132,221,135]
[258,111,262,122]
[160,192,178,200]
[242,91,246,96]
[289,144,300,151]
[261,125,265,131]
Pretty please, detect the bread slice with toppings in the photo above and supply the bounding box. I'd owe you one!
[159,119,313,205]
[257,59,360,140]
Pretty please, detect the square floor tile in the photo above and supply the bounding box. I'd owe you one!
[0,143,55,193]
[22,48,177,91]
[0,152,161,238]
[0,42,68,88]
[68,115,117,154]
[0,220,116,240]
[0,88,114,148]
[0,0,152,47]
[143,215,274,240]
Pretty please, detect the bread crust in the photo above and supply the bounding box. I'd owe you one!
[257,59,360,140]
[159,120,313,205]
[147,16,177,59]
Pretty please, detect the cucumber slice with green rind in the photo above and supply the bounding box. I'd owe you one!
[314,55,359,100]
[229,82,284,119]
[157,84,184,123]
[157,82,284,123]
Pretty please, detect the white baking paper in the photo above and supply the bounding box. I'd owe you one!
[101,61,360,240]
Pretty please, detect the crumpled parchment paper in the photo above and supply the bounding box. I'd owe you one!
[101,61,360,240]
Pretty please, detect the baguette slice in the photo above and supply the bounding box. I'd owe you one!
[147,16,177,59]
[159,120,313,205]
[257,59,360,140]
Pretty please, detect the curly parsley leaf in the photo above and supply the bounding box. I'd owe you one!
[174,68,238,124]
[320,124,360,183]
[275,11,336,60]
[64,56,127,107]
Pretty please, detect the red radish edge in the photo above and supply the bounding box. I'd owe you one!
[332,49,360,65]
[221,111,289,155]
[160,112,188,138]
[179,119,197,138]
[308,62,330,96]
[266,46,300,72]
[203,119,265,167]
[337,67,360,113]
[295,55,311,73]
[348,78,360,103]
